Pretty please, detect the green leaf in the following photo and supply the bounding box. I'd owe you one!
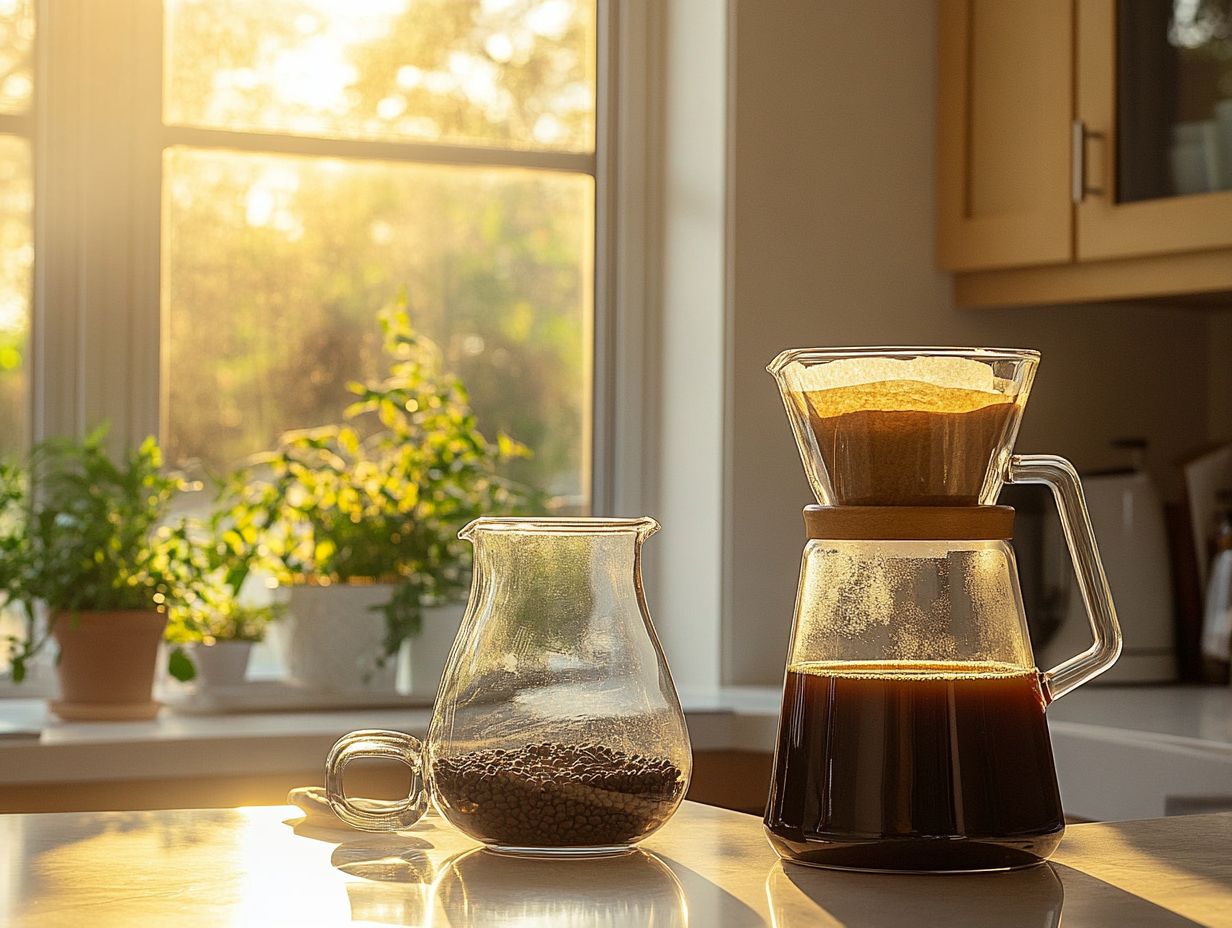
[168,646,196,683]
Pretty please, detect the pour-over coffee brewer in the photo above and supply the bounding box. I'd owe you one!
[764,347,1121,873]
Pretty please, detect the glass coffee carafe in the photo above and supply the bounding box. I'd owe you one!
[763,347,1121,872]
[326,517,692,857]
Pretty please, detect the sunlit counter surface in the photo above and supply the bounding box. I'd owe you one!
[2,801,1229,927]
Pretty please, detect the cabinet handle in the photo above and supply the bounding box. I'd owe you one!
[1072,120,1106,203]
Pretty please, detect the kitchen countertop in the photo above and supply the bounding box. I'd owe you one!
[1045,684,1232,748]
[2,802,1229,927]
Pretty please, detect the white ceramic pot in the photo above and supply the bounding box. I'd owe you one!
[408,603,467,700]
[189,640,254,688]
[278,583,398,693]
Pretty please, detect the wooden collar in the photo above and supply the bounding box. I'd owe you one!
[803,505,1014,540]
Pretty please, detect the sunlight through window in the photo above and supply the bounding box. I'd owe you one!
[161,0,597,512]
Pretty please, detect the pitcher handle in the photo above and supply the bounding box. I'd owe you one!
[325,729,427,831]
[1007,454,1122,701]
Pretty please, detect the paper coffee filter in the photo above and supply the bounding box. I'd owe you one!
[781,356,1020,416]
[788,356,1001,394]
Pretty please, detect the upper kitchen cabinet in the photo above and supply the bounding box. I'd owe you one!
[938,0,1232,307]
[1078,0,1232,258]
[937,0,1074,272]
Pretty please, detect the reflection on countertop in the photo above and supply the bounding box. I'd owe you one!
[430,848,688,927]
[2,801,1230,927]
[766,862,1066,928]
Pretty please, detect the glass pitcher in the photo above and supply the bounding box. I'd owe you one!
[326,517,692,858]
[763,347,1121,872]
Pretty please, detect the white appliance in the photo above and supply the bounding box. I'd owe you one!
[1038,442,1176,683]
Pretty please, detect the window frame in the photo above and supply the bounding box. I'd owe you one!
[0,41,33,452]
[30,0,612,514]
[0,108,31,147]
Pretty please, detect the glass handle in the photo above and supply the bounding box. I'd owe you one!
[1007,454,1122,701]
[325,729,427,832]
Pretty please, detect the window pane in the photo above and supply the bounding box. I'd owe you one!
[0,0,32,115]
[163,147,592,509]
[0,134,29,455]
[164,0,596,153]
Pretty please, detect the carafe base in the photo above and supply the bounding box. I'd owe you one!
[484,844,637,859]
[764,827,1064,874]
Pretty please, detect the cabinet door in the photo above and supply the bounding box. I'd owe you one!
[1077,0,1232,260]
[937,0,1074,271]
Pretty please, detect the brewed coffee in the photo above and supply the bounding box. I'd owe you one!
[764,661,1065,872]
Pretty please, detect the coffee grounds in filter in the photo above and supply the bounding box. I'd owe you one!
[434,741,684,848]
[799,380,1017,505]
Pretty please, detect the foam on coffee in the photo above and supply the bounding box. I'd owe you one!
[789,659,1035,681]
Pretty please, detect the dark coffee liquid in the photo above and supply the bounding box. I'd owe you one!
[765,662,1064,872]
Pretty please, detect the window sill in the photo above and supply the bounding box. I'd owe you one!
[0,688,781,789]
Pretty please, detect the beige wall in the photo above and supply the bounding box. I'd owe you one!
[724,0,1232,684]
[651,0,728,689]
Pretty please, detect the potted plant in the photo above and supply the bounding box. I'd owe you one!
[161,517,286,689]
[220,304,535,694]
[0,430,203,720]
[166,599,284,689]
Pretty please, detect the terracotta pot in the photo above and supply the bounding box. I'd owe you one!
[51,610,166,720]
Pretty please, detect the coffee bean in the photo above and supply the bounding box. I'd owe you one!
[433,741,684,848]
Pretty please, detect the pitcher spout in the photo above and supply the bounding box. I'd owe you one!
[458,516,660,541]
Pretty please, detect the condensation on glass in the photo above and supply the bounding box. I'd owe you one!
[788,539,1034,670]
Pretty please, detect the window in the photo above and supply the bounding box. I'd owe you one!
[162,0,597,509]
[0,0,32,458]
[0,1,32,686]
[25,0,598,507]
[0,0,602,686]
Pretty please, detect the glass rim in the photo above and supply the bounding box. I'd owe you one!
[460,516,660,539]
[767,346,1040,375]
